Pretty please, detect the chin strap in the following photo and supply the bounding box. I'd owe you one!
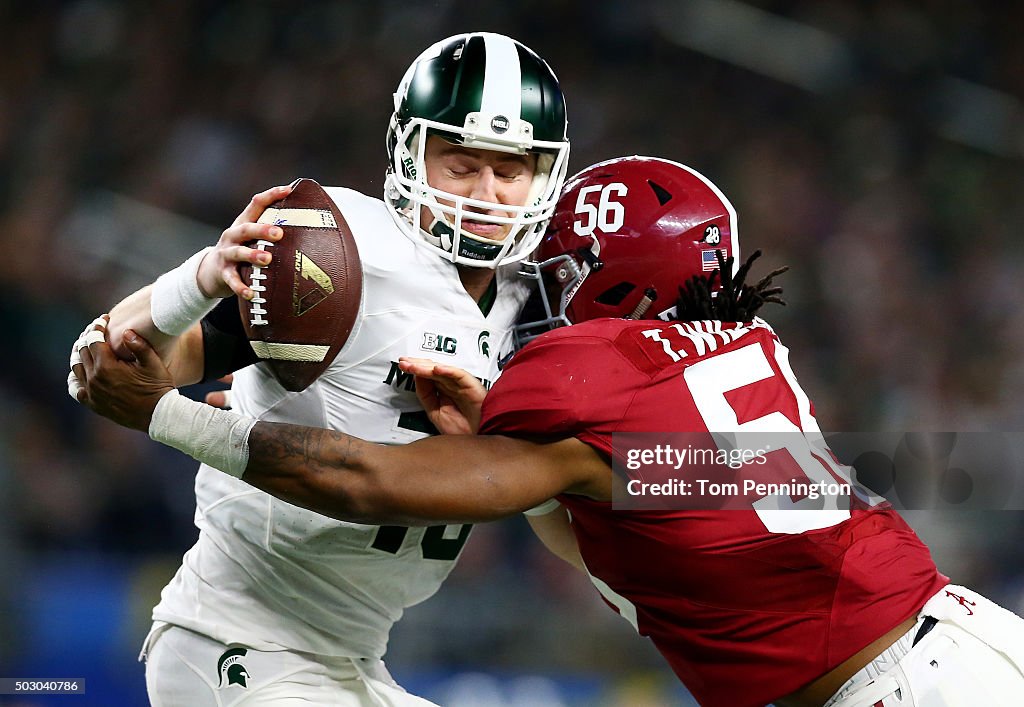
[423,210,514,265]
[626,288,658,320]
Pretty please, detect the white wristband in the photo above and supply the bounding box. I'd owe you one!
[151,247,218,336]
[523,498,563,516]
[149,389,257,478]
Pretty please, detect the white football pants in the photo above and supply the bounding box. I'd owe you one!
[829,585,1024,707]
[141,623,440,707]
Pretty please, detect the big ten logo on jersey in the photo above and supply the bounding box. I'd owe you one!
[421,332,457,355]
[383,322,507,397]
[574,182,628,236]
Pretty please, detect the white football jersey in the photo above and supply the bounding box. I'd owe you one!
[152,187,529,658]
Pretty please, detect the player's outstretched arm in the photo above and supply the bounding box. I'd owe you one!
[99,184,292,385]
[401,356,587,569]
[72,325,612,526]
[244,421,603,525]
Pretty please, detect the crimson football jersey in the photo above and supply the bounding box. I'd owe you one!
[480,317,948,707]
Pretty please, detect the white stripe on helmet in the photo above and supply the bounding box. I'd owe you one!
[480,33,522,119]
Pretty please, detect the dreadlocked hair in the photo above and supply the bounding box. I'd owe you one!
[674,249,788,322]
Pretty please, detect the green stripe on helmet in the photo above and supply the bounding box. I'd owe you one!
[396,34,565,142]
[398,34,487,128]
[514,42,567,143]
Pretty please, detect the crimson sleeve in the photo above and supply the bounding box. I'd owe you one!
[480,338,578,438]
[479,331,638,459]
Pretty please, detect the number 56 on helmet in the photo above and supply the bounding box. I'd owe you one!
[517,156,740,342]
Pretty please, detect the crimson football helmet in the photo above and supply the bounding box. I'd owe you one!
[516,156,740,342]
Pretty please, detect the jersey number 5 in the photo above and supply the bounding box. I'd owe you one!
[684,341,854,534]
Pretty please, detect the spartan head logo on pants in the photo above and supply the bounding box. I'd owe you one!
[217,648,250,688]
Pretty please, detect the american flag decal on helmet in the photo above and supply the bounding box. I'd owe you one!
[701,249,720,271]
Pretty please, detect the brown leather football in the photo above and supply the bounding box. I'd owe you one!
[238,178,362,392]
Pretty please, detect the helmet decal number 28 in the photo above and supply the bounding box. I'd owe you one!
[574,183,628,236]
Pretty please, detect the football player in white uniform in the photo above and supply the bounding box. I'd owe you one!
[68,32,570,706]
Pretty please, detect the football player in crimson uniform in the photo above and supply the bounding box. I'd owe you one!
[74,157,1024,706]
[69,33,570,707]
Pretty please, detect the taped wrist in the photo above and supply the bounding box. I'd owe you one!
[151,247,219,336]
[148,389,256,478]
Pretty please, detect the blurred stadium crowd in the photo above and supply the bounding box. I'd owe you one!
[2,1,1024,705]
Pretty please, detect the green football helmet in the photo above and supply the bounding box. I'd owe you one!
[384,32,571,267]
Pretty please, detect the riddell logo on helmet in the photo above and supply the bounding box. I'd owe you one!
[402,155,416,178]
[491,116,510,134]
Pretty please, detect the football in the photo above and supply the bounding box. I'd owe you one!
[238,178,362,392]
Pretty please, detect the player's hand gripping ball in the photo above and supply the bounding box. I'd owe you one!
[238,178,362,392]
